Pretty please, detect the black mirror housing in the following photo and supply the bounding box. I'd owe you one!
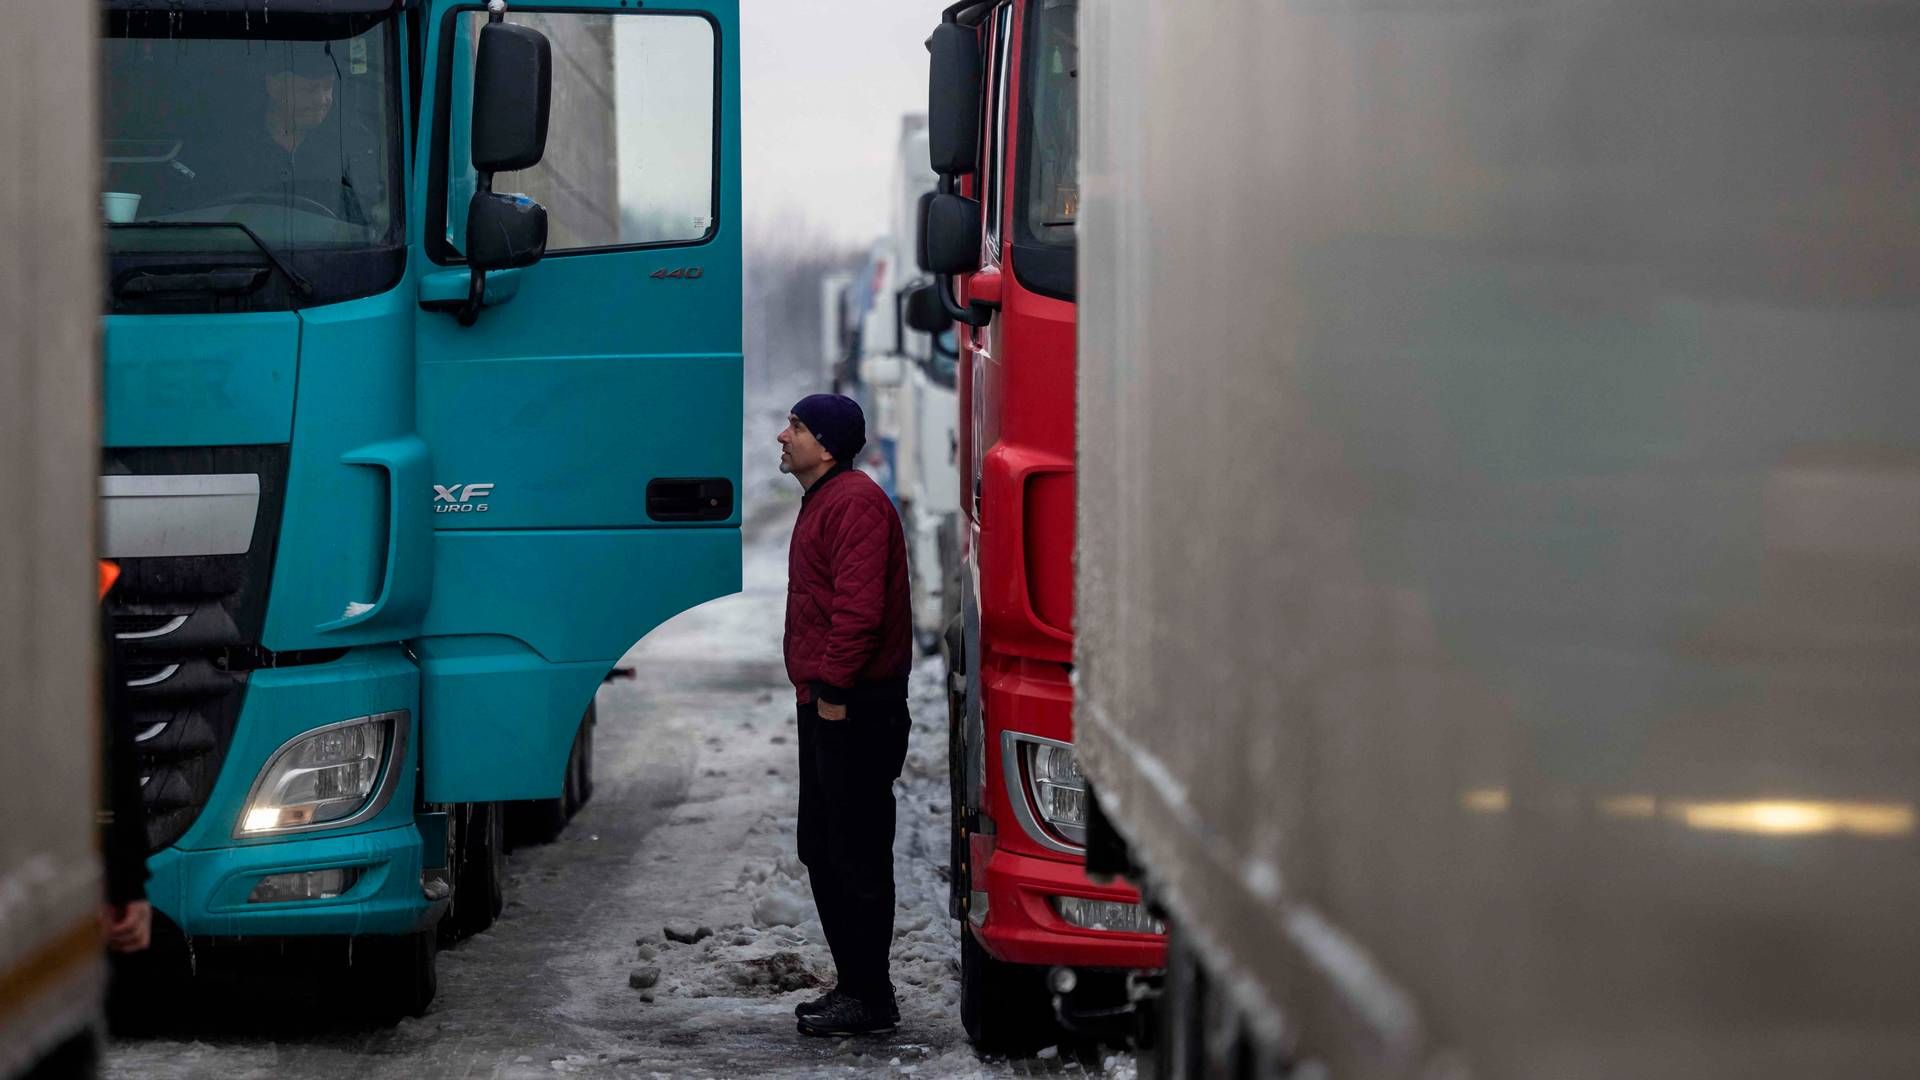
[914,191,935,273]
[472,21,552,173]
[467,191,548,271]
[924,192,981,276]
[927,23,981,175]
[904,284,952,334]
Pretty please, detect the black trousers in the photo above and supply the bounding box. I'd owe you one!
[797,696,910,1005]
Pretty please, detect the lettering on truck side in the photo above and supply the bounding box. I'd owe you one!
[433,482,494,513]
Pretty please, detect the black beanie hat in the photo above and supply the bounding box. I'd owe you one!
[791,394,866,465]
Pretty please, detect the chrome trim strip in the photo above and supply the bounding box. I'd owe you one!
[232,711,411,840]
[133,722,168,743]
[99,473,260,558]
[1000,730,1087,856]
[116,614,189,641]
[125,663,180,688]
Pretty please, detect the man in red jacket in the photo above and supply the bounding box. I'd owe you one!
[778,393,913,1037]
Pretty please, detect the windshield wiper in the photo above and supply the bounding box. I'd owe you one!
[117,267,270,298]
[108,221,315,299]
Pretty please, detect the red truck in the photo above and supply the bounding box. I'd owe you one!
[907,0,1165,1053]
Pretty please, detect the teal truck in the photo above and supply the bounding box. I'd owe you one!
[99,0,741,1018]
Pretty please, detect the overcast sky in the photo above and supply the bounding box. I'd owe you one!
[739,0,948,244]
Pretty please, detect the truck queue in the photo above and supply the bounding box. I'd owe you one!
[8,0,1920,1076]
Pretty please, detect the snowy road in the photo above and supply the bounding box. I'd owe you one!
[104,452,1136,1079]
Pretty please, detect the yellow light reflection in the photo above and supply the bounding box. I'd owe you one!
[1598,794,1658,819]
[1459,788,1509,814]
[1666,799,1914,838]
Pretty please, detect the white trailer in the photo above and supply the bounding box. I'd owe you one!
[858,115,960,647]
[818,270,856,390]
[1,0,107,1074]
[1076,2,1920,1078]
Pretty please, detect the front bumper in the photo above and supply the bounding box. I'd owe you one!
[145,820,442,938]
[972,657,1164,971]
[975,845,1167,971]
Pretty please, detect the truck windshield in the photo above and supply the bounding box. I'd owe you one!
[102,10,404,310]
[1017,0,1077,251]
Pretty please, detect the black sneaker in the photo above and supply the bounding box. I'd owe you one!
[795,993,899,1037]
[794,987,843,1019]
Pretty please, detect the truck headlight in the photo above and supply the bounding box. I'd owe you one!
[1005,732,1087,849]
[1029,742,1087,829]
[236,712,405,837]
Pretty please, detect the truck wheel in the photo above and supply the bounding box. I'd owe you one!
[960,926,1058,1056]
[356,928,438,1022]
[443,800,505,941]
[509,793,568,848]
[948,752,968,920]
[561,749,581,818]
[574,701,596,809]
[507,703,593,846]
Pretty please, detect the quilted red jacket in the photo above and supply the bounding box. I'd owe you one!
[785,465,913,706]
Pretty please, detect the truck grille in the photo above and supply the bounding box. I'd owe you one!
[104,445,289,852]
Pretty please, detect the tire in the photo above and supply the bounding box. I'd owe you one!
[574,701,596,809]
[561,725,583,819]
[506,703,594,846]
[1148,923,1278,1080]
[508,795,568,848]
[944,622,970,920]
[442,800,505,941]
[960,926,1058,1056]
[562,702,593,818]
[355,928,438,1022]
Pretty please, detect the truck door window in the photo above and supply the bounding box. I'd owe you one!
[981,3,1015,264]
[1012,0,1077,299]
[443,11,718,255]
[1019,0,1076,249]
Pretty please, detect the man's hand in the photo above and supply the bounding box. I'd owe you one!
[817,700,848,721]
[100,900,152,953]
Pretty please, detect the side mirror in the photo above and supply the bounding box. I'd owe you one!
[467,191,548,271]
[904,284,952,334]
[914,191,935,273]
[923,193,981,276]
[452,15,552,326]
[927,23,981,175]
[471,21,552,172]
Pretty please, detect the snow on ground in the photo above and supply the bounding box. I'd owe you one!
[594,649,965,1060]
[102,381,1135,1078]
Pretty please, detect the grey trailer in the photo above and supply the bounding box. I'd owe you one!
[1075,1,1920,1078]
[0,0,107,1074]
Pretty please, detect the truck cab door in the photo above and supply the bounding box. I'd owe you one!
[412,0,740,802]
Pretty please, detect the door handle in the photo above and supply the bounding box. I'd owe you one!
[646,477,734,522]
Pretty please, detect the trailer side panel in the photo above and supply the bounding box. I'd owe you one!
[0,1,105,1072]
[1078,2,1920,1077]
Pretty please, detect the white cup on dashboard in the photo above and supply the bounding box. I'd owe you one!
[102,192,141,224]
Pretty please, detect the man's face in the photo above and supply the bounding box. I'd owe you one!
[777,415,832,477]
[265,71,336,134]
